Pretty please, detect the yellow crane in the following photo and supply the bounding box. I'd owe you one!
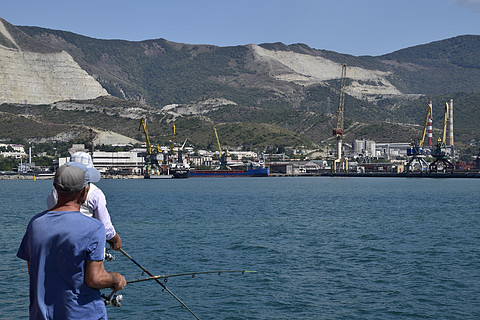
[214,126,230,157]
[429,102,453,173]
[439,102,449,149]
[213,125,230,170]
[214,126,222,156]
[139,117,152,155]
[406,104,432,172]
[138,117,164,176]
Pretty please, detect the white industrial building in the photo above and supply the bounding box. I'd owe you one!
[59,149,145,174]
[352,139,376,157]
[375,143,411,159]
[350,140,413,160]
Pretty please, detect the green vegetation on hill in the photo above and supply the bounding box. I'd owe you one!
[1,19,59,53]
[383,35,480,69]
[0,101,315,153]
[381,35,480,94]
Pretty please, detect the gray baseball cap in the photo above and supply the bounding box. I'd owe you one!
[54,162,101,194]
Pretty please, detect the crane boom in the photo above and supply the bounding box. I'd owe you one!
[333,64,347,137]
[139,117,152,155]
[213,125,231,170]
[332,64,347,172]
[181,138,188,150]
[214,126,222,156]
[440,102,449,148]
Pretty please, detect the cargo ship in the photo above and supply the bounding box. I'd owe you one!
[169,162,190,178]
[190,125,269,177]
[190,166,270,177]
[144,163,190,179]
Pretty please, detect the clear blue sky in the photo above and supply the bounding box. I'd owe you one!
[2,0,480,56]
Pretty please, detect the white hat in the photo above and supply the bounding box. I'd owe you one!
[70,152,95,168]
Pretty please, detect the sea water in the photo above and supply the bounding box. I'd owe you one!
[1,177,479,320]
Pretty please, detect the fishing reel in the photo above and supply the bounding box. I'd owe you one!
[105,249,115,261]
[102,292,123,307]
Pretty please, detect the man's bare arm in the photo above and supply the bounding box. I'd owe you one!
[85,260,126,291]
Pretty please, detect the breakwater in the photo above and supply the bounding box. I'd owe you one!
[270,171,480,178]
[2,171,480,180]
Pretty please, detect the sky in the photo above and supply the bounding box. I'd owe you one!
[2,0,480,56]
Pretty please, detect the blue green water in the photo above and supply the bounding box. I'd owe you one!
[1,177,479,319]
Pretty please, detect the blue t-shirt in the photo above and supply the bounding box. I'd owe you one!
[17,210,107,320]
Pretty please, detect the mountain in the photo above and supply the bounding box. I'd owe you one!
[380,35,480,95]
[0,17,479,158]
[0,18,107,105]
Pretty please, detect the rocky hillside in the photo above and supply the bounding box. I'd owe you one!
[0,18,107,105]
[12,25,410,109]
[0,17,479,157]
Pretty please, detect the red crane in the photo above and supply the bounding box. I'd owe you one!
[333,64,347,172]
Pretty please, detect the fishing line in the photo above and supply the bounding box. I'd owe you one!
[119,248,201,320]
[127,270,257,284]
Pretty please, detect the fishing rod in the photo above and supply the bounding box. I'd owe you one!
[127,270,257,284]
[119,248,201,320]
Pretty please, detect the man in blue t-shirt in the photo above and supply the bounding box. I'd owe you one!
[17,162,126,319]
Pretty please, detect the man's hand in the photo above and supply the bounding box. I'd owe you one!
[107,233,122,251]
[111,272,127,291]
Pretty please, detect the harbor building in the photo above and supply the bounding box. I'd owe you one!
[375,143,411,159]
[352,139,376,157]
[0,143,27,158]
[58,149,144,174]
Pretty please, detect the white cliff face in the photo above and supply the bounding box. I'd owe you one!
[0,20,108,105]
[161,98,237,120]
[93,131,141,145]
[250,44,402,99]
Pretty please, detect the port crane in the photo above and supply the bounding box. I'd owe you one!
[406,103,432,172]
[168,124,190,178]
[214,125,231,170]
[333,63,347,172]
[139,117,152,155]
[139,117,163,176]
[429,102,454,173]
[168,124,188,162]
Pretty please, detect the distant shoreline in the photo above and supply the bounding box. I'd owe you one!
[0,174,144,180]
[2,172,479,180]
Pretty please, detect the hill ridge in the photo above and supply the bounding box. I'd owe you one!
[0,17,478,157]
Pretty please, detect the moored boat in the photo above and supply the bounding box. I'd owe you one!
[144,174,173,179]
[190,166,269,177]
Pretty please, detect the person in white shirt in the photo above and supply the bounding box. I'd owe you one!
[47,152,122,250]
